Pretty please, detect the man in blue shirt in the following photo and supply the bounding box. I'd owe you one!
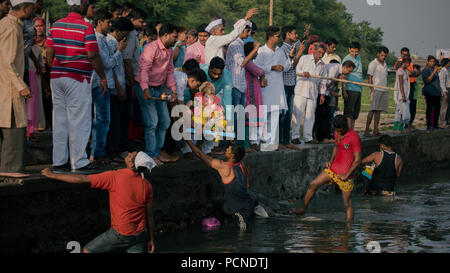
[173,26,187,68]
[422,55,443,129]
[188,57,233,121]
[342,42,363,130]
[91,10,125,165]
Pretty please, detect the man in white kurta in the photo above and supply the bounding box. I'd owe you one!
[254,27,291,152]
[204,8,258,64]
[292,44,327,144]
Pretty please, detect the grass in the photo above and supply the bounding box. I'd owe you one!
[338,73,426,115]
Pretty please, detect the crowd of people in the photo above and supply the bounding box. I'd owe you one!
[1,0,450,175]
[1,0,449,253]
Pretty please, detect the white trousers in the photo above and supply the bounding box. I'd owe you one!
[51,77,92,170]
[292,95,316,142]
[394,101,411,126]
[260,110,279,152]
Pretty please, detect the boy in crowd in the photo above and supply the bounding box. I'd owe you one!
[364,46,389,136]
[319,60,356,143]
[173,26,187,68]
[342,42,363,130]
[394,47,420,128]
[393,55,412,133]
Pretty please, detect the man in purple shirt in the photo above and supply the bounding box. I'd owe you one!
[135,23,178,165]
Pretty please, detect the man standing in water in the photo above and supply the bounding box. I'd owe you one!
[362,135,403,196]
[291,115,361,223]
[185,140,254,231]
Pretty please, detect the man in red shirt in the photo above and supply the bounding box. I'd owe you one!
[291,115,361,223]
[41,151,156,253]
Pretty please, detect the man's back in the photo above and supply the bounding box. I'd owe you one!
[46,13,98,83]
[89,169,153,236]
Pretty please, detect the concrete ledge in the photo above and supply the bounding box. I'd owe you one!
[1,128,450,252]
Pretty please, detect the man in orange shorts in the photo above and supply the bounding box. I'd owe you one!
[291,115,361,223]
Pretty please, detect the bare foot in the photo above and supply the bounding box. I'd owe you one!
[157,154,172,163]
[289,208,306,215]
[152,157,164,166]
[250,144,260,151]
[160,150,179,162]
[278,144,288,151]
[286,144,301,150]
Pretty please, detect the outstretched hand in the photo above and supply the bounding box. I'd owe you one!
[245,8,259,20]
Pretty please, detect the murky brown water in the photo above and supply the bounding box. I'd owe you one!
[156,169,450,253]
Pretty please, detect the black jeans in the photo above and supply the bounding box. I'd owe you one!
[107,92,132,158]
[425,94,441,128]
[279,85,295,145]
[314,95,331,141]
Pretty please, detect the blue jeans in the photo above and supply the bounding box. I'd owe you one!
[279,85,295,145]
[84,228,148,253]
[90,87,111,158]
[232,88,249,148]
[135,85,170,157]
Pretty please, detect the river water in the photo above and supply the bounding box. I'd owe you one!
[156,168,450,253]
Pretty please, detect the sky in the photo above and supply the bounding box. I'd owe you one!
[337,0,450,57]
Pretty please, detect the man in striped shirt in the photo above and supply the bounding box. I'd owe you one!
[225,22,253,150]
[46,0,107,173]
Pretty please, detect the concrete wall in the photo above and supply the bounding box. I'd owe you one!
[1,129,450,253]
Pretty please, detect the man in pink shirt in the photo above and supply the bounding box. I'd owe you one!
[135,23,178,165]
[184,23,209,65]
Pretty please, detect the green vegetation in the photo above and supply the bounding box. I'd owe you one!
[338,73,426,115]
[42,0,399,72]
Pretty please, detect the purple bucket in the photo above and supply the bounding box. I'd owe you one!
[201,217,221,231]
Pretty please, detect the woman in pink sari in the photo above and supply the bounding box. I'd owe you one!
[244,42,266,151]
[27,19,46,141]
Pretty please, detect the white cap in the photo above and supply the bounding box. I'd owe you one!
[205,18,223,33]
[134,152,157,173]
[10,0,36,7]
[66,0,81,5]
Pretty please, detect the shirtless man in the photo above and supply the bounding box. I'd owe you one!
[185,140,254,231]
[362,135,403,196]
[290,115,361,223]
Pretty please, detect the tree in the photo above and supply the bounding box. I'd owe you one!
[42,0,386,71]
